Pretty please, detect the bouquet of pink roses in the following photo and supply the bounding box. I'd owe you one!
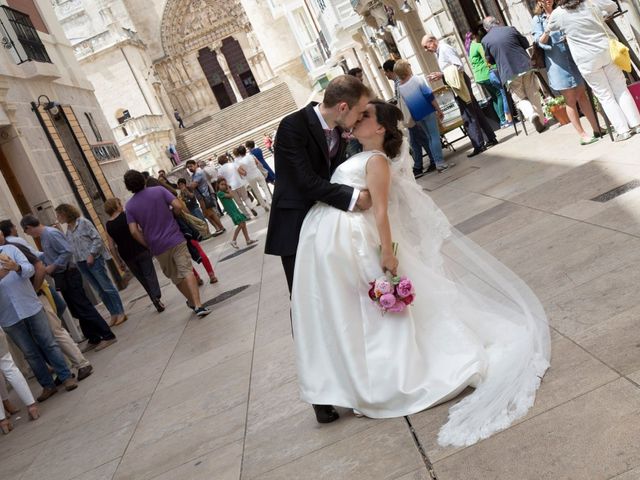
[368,275,415,314]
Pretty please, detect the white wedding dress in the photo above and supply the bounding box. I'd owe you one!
[291,146,550,447]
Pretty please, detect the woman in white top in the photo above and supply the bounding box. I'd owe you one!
[547,0,640,141]
[217,154,257,218]
[235,145,271,212]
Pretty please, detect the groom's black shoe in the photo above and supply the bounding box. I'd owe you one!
[313,404,340,423]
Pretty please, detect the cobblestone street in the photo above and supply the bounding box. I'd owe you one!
[4,122,640,479]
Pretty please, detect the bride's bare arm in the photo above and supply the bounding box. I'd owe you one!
[366,154,398,276]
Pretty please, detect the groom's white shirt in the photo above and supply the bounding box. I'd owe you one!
[313,105,359,211]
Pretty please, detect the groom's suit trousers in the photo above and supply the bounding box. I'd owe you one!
[281,255,296,295]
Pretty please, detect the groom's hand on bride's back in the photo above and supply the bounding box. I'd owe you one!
[356,190,372,211]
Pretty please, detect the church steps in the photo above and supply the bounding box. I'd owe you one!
[176,83,297,160]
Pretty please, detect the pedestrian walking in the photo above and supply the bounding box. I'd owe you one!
[394,60,452,172]
[547,0,640,141]
[124,170,211,317]
[480,17,548,133]
[422,34,499,157]
[0,243,78,402]
[0,229,93,381]
[383,59,437,177]
[174,109,186,128]
[532,0,603,144]
[20,215,117,352]
[185,160,225,234]
[466,30,513,128]
[177,178,206,222]
[216,178,258,250]
[235,145,271,211]
[246,140,275,184]
[0,329,39,434]
[104,198,165,313]
[263,133,273,153]
[54,204,127,327]
[218,154,257,218]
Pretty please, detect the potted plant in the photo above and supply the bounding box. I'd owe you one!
[543,96,570,125]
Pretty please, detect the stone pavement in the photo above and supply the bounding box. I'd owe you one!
[4,121,640,479]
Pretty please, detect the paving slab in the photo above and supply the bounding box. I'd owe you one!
[3,125,640,479]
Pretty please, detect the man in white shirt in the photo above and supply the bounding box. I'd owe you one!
[422,34,499,157]
[217,153,256,218]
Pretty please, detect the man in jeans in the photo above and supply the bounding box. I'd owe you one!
[186,159,225,235]
[0,228,93,381]
[20,215,117,352]
[422,34,499,157]
[0,243,78,401]
[383,59,436,178]
[124,169,211,317]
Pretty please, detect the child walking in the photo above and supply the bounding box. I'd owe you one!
[216,179,258,250]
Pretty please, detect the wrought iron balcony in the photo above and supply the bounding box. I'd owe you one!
[91,142,121,163]
[0,6,51,64]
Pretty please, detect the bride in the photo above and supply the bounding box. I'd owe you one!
[291,99,551,447]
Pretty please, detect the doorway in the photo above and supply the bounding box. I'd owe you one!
[0,146,31,214]
[212,83,233,109]
[221,37,260,98]
[197,47,237,109]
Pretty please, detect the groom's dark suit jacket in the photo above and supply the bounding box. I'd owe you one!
[265,102,354,258]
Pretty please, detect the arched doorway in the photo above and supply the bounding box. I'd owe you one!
[221,37,260,98]
[197,47,237,109]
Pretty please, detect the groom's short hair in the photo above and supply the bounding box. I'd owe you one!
[323,75,370,109]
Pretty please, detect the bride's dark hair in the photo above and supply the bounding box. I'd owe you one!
[370,99,404,158]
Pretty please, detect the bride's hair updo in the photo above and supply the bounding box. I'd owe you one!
[370,99,404,159]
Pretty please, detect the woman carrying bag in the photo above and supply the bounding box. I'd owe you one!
[533,0,602,144]
[547,0,640,141]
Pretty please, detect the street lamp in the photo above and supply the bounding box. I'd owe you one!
[34,94,60,116]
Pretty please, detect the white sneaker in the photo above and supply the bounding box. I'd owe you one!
[632,125,640,135]
[246,239,259,246]
[614,131,632,142]
[230,240,239,249]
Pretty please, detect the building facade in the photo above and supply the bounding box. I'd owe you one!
[0,0,129,242]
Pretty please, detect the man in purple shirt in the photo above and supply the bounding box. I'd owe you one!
[124,170,211,317]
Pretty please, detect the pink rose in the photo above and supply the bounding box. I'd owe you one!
[396,278,414,298]
[379,293,397,309]
[386,300,407,313]
[401,294,414,305]
[375,278,393,296]
[368,282,377,301]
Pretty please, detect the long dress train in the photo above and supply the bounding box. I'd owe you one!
[291,145,550,447]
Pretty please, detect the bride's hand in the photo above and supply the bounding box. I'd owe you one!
[381,253,399,277]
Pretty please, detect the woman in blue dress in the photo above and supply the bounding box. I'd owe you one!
[532,0,602,144]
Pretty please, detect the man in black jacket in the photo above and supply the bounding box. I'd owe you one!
[481,16,547,133]
[265,75,372,423]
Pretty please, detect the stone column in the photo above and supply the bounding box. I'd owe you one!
[215,49,243,103]
[392,4,441,76]
[353,35,384,98]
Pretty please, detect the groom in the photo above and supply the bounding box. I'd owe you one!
[265,75,373,423]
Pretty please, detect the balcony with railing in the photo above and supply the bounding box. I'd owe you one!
[91,141,121,163]
[0,5,51,65]
[113,114,172,144]
[54,0,84,21]
[73,27,139,59]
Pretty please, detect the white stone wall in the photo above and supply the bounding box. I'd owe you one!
[0,0,130,228]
